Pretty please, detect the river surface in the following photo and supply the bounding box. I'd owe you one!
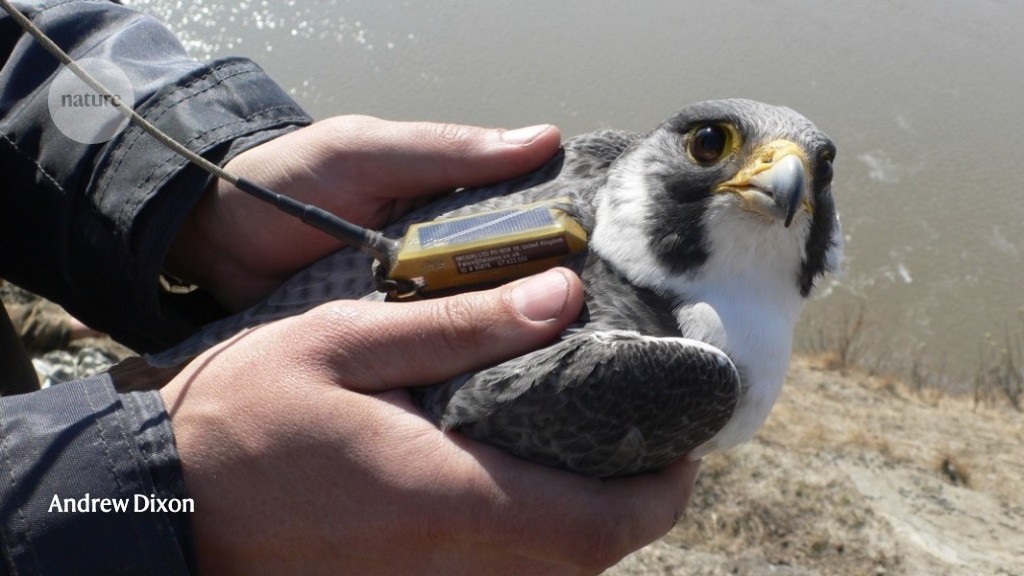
[130,0,1024,387]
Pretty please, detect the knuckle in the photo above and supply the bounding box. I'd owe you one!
[303,302,385,383]
[307,300,361,335]
[428,122,478,151]
[305,302,363,352]
[431,295,490,353]
[323,114,380,132]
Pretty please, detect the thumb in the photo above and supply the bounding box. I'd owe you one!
[298,268,584,392]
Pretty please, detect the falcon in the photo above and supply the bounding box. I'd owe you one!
[151,99,843,478]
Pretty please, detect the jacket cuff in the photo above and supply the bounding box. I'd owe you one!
[85,57,312,353]
[0,380,191,575]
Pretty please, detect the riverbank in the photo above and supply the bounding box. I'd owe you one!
[610,355,1024,575]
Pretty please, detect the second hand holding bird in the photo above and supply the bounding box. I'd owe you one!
[161,267,698,576]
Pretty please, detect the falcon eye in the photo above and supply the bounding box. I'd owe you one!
[815,149,835,186]
[688,124,732,164]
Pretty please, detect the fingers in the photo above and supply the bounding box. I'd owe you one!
[570,459,700,570]
[294,268,584,392]
[519,458,701,571]
[313,115,563,196]
[446,445,702,572]
[173,115,563,311]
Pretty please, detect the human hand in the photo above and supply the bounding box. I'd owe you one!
[161,268,700,576]
[166,116,562,310]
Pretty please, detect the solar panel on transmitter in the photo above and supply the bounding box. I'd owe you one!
[418,207,555,247]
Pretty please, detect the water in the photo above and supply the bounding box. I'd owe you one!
[129,0,1024,387]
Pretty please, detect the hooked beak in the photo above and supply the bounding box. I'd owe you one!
[716,140,810,228]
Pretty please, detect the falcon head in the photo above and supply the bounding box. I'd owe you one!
[590,99,843,456]
[592,98,842,302]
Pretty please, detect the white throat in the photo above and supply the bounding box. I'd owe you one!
[592,170,808,456]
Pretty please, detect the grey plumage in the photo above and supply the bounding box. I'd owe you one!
[416,330,739,478]
[151,99,842,478]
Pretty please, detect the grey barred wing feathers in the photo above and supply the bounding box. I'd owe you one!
[414,331,740,478]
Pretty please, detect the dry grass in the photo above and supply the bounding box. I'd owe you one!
[663,449,901,575]
[610,356,1024,576]
[973,317,1024,411]
[800,299,866,372]
[799,299,1024,413]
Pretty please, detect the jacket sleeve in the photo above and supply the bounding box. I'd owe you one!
[0,382,195,575]
[1,1,316,573]
[0,0,313,353]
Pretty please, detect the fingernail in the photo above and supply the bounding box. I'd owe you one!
[511,269,570,322]
[500,124,552,145]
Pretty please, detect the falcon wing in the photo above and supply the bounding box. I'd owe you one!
[413,330,740,478]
